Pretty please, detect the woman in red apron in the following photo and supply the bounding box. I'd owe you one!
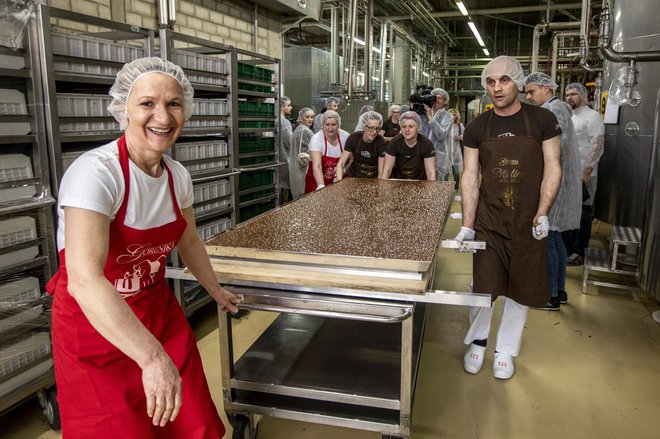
[47,58,239,438]
[304,110,350,193]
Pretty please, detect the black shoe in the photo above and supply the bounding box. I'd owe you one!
[532,297,560,311]
[558,290,568,304]
[566,254,584,266]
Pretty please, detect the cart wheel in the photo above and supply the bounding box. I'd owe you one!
[45,387,61,430]
[232,414,254,439]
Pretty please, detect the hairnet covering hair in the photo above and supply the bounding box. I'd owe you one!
[566,82,588,99]
[280,96,291,107]
[387,104,401,118]
[400,110,422,127]
[108,57,195,130]
[358,104,375,115]
[325,96,340,107]
[524,72,558,90]
[320,109,341,127]
[481,56,525,91]
[355,110,383,132]
[430,87,450,104]
[297,107,313,123]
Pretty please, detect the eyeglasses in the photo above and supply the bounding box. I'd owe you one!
[364,125,380,132]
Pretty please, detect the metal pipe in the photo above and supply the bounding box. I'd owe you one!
[157,0,168,28]
[552,31,581,79]
[380,3,583,20]
[331,5,338,85]
[379,22,388,101]
[532,21,580,73]
[167,0,176,26]
[345,0,358,98]
[253,3,258,53]
[365,0,372,94]
[598,0,660,62]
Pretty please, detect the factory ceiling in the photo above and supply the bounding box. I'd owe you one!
[282,0,587,65]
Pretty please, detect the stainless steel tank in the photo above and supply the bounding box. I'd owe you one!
[594,0,660,300]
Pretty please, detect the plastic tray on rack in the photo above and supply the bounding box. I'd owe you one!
[0,216,38,270]
[174,140,229,173]
[51,32,144,63]
[0,89,30,136]
[0,154,37,204]
[192,98,228,116]
[57,93,114,117]
[0,332,51,380]
[198,217,232,241]
[0,277,40,310]
[193,179,231,204]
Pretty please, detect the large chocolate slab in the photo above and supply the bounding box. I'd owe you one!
[207,179,454,266]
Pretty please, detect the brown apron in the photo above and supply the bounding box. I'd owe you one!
[473,107,550,306]
[391,135,427,180]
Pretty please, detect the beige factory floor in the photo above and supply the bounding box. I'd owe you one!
[3,196,660,439]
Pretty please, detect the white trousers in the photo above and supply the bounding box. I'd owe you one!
[463,296,529,357]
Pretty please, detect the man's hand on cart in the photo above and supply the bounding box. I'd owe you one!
[453,226,477,253]
[142,351,182,427]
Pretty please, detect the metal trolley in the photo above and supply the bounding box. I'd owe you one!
[176,179,489,438]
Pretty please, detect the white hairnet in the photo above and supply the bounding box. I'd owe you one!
[566,82,588,99]
[320,109,341,127]
[280,96,291,107]
[481,56,525,91]
[297,107,313,123]
[108,57,194,130]
[400,110,422,127]
[355,110,383,132]
[387,104,401,118]
[524,72,558,90]
[358,104,375,116]
[430,87,450,104]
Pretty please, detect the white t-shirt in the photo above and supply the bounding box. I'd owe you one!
[308,129,350,158]
[56,140,194,251]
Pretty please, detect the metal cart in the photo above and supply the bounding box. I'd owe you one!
[174,179,489,439]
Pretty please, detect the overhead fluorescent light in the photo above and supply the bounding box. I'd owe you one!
[468,21,485,47]
[456,1,469,16]
[354,37,365,46]
[372,47,381,54]
[357,72,365,77]
[411,65,417,70]
[372,76,379,81]
[483,48,490,56]
[422,72,429,78]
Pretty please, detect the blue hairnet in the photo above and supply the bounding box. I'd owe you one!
[400,110,422,127]
[108,57,195,130]
[481,56,525,91]
[524,72,559,90]
[355,110,383,132]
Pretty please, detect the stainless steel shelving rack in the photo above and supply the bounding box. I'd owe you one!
[158,30,238,315]
[232,50,282,223]
[0,12,59,428]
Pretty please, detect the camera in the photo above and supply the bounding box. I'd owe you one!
[409,87,436,114]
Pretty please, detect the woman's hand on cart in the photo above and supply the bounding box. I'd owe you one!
[213,285,241,314]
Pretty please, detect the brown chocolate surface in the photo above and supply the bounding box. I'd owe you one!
[207,178,454,263]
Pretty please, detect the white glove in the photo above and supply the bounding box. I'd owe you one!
[454,226,476,253]
[315,184,325,191]
[532,216,549,240]
[297,152,310,168]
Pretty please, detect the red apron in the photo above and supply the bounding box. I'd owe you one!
[46,136,225,438]
[304,134,343,193]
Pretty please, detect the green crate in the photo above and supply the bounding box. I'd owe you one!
[258,102,274,117]
[239,187,275,203]
[239,169,274,190]
[237,62,255,80]
[239,154,275,167]
[258,137,275,150]
[239,200,276,222]
[238,120,260,128]
[238,101,259,116]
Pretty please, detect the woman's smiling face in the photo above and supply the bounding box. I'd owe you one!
[125,73,186,154]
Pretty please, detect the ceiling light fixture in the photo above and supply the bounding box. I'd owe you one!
[422,72,430,78]
[456,1,469,16]
[468,21,485,47]
[354,37,365,46]
[483,48,490,56]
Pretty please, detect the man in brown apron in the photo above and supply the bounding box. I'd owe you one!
[454,56,562,380]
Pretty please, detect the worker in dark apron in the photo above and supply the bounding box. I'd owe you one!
[454,56,562,380]
[380,111,436,181]
[336,111,387,180]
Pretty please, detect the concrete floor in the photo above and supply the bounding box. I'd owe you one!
[3,198,660,439]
